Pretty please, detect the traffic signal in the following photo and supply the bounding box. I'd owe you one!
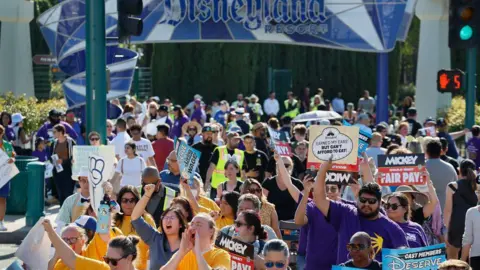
[117,0,143,43]
[449,0,480,48]
[437,69,464,93]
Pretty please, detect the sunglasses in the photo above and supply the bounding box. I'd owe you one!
[326,186,338,193]
[103,255,128,266]
[62,236,81,245]
[90,137,100,141]
[359,197,378,205]
[121,198,136,204]
[346,243,370,252]
[234,220,248,228]
[248,188,262,193]
[188,128,197,131]
[384,203,402,211]
[265,261,286,268]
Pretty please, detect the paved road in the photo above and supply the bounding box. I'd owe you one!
[0,244,18,269]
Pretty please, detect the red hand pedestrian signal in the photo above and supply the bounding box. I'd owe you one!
[437,69,464,93]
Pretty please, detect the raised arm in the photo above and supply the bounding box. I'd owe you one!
[132,184,155,221]
[180,180,202,213]
[275,153,301,202]
[313,157,332,216]
[294,181,313,226]
[422,174,439,219]
[359,152,374,184]
[450,129,469,140]
[43,219,78,270]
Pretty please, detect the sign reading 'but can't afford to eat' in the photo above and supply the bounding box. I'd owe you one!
[307,125,359,172]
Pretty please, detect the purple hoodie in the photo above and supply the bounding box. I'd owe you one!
[36,121,78,141]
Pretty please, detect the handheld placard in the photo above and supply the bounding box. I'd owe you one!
[96,195,110,234]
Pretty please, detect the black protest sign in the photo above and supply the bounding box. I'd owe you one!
[215,233,254,270]
[326,171,355,185]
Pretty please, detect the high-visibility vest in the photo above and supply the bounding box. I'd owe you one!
[136,185,175,211]
[283,99,299,118]
[211,146,245,189]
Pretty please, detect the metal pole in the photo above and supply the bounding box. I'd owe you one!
[465,48,477,128]
[133,67,140,97]
[376,53,389,124]
[85,0,107,145]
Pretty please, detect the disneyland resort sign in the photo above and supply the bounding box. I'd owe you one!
[165,0,329,35]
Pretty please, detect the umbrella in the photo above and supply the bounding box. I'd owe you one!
[292,111,343,123]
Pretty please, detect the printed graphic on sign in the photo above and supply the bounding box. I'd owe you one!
[268,127,292,157]
[343,120,372,155]
[326,171,355,185]
[382,244,446,270]
[377,154,426,186]
[215,233,254,270]
[175,139,201,185]
[308,125,359,172]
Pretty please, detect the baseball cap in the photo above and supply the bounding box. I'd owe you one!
[407,107,417,115]
[75,215,97,232]
[49,109,62,117]
[194,94,203,100]
[227,131,241,139]
[159,105,169,112]
[202,125,215,133]
[424,117,436,125]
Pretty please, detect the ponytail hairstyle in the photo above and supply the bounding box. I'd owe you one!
[460,159,478,192]
[109,235,140,262]
[241,210,267,240]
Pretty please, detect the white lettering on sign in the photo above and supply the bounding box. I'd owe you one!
[380,172,423,185]
[218,236,248,255]
[232,261,252,270]
[326,172,351,184]
[385,156,418,166]
[275,145,290,155]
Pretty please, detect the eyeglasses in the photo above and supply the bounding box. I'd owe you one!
[265,261,286,268]
[359,197,378,205]
[62,236,81,245]
[248,188,262,194]
[384,203,402,211]
[90,137,99,141]
[121,198,136,204]
[326,186,338,193]
[163,216,178,221]
[103,255,129,266]
[346,243,370,252]
[234,220,248,228]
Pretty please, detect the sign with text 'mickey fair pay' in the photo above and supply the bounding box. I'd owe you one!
[215,233,254,270]
[307,125,359,172]
[377,154,426,186]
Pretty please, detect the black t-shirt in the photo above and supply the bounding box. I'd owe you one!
[406,118,422,136]
[262,176,304,220]
[266,154,306,179]
[341,260,382,270]
[441,155,460,174]
[209,148,247,173]
[411,207,426,226]
[255,137,270,157]
[236,120,250,135]
[192,141,217,182]
[244,150,269,183]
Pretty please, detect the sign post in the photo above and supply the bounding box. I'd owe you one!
[32,55,57,65]
[466,48,477,129]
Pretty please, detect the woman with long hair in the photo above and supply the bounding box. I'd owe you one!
[445,159,479,259]
[160,213,231,270]
[241,178,281,238]
[234,210,268,269]
[343,103,357,125]
[216,160,243,200]
[110,141,146,190]
[132,183,187,270]
[115,185,156,269]
[171,105,189,139]
[212,191,240,230]
[400,96,413,118]
[385,192,428,248]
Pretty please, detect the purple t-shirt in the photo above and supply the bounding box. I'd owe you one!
[32,150,48,162]
[36,121,78,141]
[467,137,480,168]
[328,201,408,263]
[171,116,189,139]
[3,126,15,142]
[397,221,428,248]
[190,108,206,124]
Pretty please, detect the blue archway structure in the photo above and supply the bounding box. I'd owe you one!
[38,0,416,109]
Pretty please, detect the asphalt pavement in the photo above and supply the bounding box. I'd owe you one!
[0,244,19,269]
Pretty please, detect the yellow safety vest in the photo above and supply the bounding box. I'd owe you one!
[136,185,176,211]
[211,146,245,189]
[284,99,299,118]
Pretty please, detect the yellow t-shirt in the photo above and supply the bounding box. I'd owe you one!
[117,215,156,270]
[215,216,234,231]
[197,195,220,214]
[54,228,123,270]
[75,255,110,270]
[177,248,231,270]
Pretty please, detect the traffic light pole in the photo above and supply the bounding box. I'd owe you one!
[466,48,477,128]
[85,0,107,145]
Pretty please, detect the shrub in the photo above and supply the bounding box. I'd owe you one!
[0,92,66,133]
[446,96,480,131]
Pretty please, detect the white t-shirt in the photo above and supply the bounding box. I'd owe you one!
[116,156,146,187]
[110,131,131,159]
[133,138,155,160]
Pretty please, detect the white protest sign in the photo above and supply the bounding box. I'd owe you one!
[0,151,19,189]
[15,217,51,270]
[73,145,115,177]
[88,153,115,214]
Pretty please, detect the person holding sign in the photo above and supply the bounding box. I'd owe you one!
[384,193,428,248]
[233,210,268,269]
[339,232,382,269]
[160,213,231,270]
[0,125,15,232]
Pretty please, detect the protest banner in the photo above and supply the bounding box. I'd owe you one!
[308,125,359,172]
[332,266,362,270]
[377,154,426,186]
[15,217,51,270]
[382,244,446,270]
[343,120,372,155]
[326,171,355,185]
[268,127,292,156]
[175,139,201,185]
[0,151,19,189]
[215,233,255,270]
[72,145,115,178]
[88,154,113,214]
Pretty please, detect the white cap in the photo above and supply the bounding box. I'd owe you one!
[194,94,203,100]
[72,167,89,181]
[11,113,24,124]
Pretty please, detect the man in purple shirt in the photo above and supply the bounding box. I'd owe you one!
[467,125,480,168]
[190,99,206,125]
[313,160,408,264]
[36,109,78,142]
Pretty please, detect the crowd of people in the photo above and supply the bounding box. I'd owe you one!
[1,89,480,270]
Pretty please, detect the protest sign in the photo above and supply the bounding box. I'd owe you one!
[268,127,292,156]
[308,125,359,172]
[215,233,255,270]
[377,154,426,186]
[175,139,201,185]
[382,244,446,270]
[72,145,115,178]
[343,120,372,155]
[0,151,19,189]
[15,217,51,270]
[88,154,111,214]
[326,171,355,185]
[332,266,362,270]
